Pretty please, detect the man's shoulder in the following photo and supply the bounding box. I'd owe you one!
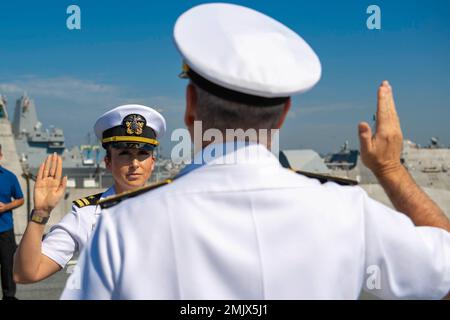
[266,168,369,212]
[292,170,358,186]
[0,166,17,178]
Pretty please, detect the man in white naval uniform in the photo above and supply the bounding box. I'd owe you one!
[61,3,450,299]
[13,104,166,283]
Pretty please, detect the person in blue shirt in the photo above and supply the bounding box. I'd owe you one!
[0,143,24,300]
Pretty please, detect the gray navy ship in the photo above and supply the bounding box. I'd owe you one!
[11,94,112,188]
[322,139,450,190]
[280,139,450,215]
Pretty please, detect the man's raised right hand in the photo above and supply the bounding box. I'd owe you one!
[358,80,404,179]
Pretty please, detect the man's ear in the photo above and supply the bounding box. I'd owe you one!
[184,83,197,128]
[275,98,291,129]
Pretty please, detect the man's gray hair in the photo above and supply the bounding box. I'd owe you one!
[193,83,286,133]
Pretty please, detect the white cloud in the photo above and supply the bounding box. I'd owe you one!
[0,83,23,94]
[0,75,186,117]
[0,75,118,102]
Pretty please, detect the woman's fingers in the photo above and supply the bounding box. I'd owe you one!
[55,154,63,182]
[43,155,52,178]
[49,153,57,177]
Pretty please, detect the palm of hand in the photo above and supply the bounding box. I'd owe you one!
[33,154,67,213]
[358,81,403,177]
[34,176,63,212]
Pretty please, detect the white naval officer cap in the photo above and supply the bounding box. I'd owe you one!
[174,3,322,106]
[94,104,166,150]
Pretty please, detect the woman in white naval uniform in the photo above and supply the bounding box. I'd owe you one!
[13,104,166,283]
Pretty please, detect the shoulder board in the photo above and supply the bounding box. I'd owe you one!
[294,170,358,186]
[98,178,174,209]
[72,192,104,208]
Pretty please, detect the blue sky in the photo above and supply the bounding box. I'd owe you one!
[1,0,449,156]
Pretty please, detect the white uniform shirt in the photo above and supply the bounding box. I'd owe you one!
[61,144,450,299]
[41,187,115,268]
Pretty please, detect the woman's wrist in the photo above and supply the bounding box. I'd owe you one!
[31,208,51,217]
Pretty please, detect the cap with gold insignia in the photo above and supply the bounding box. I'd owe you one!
[174,3,322,106]
[94,104,166,150]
